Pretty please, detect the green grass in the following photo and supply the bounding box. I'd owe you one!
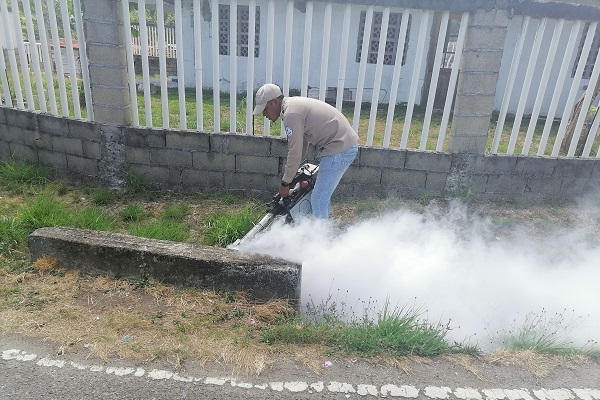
[120,203,148,222]
[161,203,189,221]
[263,299,470,358]
[202,203,263,247]
[0,160,50,191]
[129,219,189,242]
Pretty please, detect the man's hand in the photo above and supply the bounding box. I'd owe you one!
[278,183,290,198]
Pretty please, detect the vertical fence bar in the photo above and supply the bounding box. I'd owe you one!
[366,7,390,146]
[138,0,153,126]
[174,0,186,129]
[211,0,220,132]
[193,0,204,131]
[59,0,81,118]
[318,2,332,101]
[156,0,169,128]
[352,5,373,132]
[567,43,600,157]
[46,0,69,116]
[301,1,313,97]
[9,0,34,110]
[230,0,237,132]
[245,0,256,134]
[281,0,294,137]
[421,11,449,150]
[0,43,10,107]
[384,10,410,148]
[262,0,274,136]
[22,0,46,112]
[584,107,600,157]
[491,16,529,154]
[34,0,58,115]
[335,4,351,110]
[1,0,24,108]
[507,18,547,155]
[122,0,139,126]
[537,21,581,156]
[522,18,564,155]
[400,10,430,149]
[551,21,597,157]
[73,0,92,120]
[437,11,468,152]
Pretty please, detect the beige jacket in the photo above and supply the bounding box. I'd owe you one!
[281,96,358,183]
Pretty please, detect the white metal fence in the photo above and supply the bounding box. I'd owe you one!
[1,0,599,158]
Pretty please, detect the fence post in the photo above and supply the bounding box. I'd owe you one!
[81,0,130,189]
[81,0,132,126]
[445,9,510,197]
[449,9,510,154]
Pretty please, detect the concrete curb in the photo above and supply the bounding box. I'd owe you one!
[28,227,301,303]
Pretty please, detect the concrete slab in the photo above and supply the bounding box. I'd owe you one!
[28,227,301,303]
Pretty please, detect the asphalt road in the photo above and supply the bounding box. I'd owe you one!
[2,335,600,400]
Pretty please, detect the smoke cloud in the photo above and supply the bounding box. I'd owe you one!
[238,198,600,351]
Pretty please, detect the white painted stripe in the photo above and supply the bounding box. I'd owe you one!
[573,389,600,400]
[425,386,453,399]
[482,389,509,400]
[455,387,483,400]
[533,389,574,400]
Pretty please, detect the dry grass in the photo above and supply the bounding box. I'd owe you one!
[486,349,577,378]
[0,264,296,375]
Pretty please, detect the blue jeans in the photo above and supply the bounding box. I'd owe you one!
[311,144,358,219]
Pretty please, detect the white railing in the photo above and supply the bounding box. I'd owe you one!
[0,0,92,119]
[492,17,600,158]
[1,0,599,159]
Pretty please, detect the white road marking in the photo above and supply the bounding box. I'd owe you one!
[2,348,599,398]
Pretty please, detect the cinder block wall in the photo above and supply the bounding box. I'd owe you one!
[1,107,599,203]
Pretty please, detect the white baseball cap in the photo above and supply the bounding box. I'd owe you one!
[252,84,282,115]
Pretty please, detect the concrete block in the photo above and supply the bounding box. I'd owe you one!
[83,64,128,88]
[593,160,600,178]
[211,133,271,156]
[5,108,37,130]
[454,94,496,114]
[85,20,124,47]
[181,169,225,189]
[166,131,210,151]
[150,148,193,168]
[29,227,301,302]
[485,174,527,194]
[68,119,101,140]
[0,107,6,124]
[192,152,236,171]
[474,154,517,174]
[3,125,24,144]
[8,143,37,163]
[52,136,84,156]
[425,172,448,193]
[126,147,151,164]
[236,154,279,175]
[82,140,102,160]
[457,72,499,96]
[344,165,382,184]
[515,156,556,177]
[130,164,170,184]
[405,151,451,173]
[524,176,563,194]
[36,132,53,150]
[471,8,510,27]
[90,85,129,107]
[553,159,594,178]
[224,171,268,191]
[87,44,127,68]
[465,26,507,50]
[124,127,166,148]
[39,150,68,169]
[450,132,489,154]
[67,155,99,176]
[359,146,406,169]
[270,136,289,157]
[461,50,504,73]
[471,175,489,194]
[38,114,69,136]
[560,177,600,195]
[0,140,11,159]
[382,169,427,189]
[82,0,122,23]
[93,106,132,126]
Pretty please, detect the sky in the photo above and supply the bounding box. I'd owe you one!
[237,197,600,351]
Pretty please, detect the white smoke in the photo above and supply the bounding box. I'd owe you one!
[238,199,600,351]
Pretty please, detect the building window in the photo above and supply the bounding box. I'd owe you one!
[573,23,600,79]
[356,11,410,66]
[219,5,260,57]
